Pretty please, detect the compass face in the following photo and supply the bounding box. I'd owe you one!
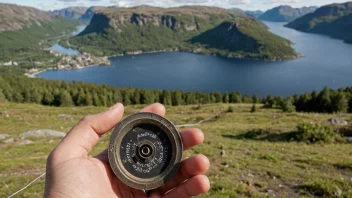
[108,112,183,190]
[120,124,172,179]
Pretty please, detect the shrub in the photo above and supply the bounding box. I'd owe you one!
[251,104,256,113]
[295,123,344,144]
[227,105,234,113]
[281,99,296,113]
[192,104,201,110]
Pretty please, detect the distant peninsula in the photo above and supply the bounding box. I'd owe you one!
[285,2,352,44]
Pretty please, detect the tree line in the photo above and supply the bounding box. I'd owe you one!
[0,75,351,113]
[0,75,259,107]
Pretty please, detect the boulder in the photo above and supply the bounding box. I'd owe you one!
[0,133,9,140]
[4,138,14,144]
[329,117,348,126]
[18,139,34,145]
[20,129,66,139]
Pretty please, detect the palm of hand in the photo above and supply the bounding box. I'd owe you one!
[45,104,210,198]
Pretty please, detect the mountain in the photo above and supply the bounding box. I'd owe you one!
[0,3,76,61]
[228,8,247,17]
[0,3,53,32]
[245,10,264,18]
[259,5,317,22]
[79,6,105,23]
[67,6,298,60]
[189,17,296,60]
[51,7,88,22]
[285,2,352,44]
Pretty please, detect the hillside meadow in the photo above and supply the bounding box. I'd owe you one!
[1,103,352,197]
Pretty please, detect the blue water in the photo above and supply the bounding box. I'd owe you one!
[49,26,86,56]
[39,22,352,97]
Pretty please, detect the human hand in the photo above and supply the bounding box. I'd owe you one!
[44,103,210,198]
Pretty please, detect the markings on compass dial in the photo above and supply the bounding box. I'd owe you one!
[121,124,172,178]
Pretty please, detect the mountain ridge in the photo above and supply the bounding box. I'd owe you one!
[67,6,298,61]
[50,7,88,22]
[0,3,54,32]
[285,2,352,44]
[259,5,317,22]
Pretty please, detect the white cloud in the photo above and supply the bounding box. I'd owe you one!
[263,0,301,4]
[228,0,251,5]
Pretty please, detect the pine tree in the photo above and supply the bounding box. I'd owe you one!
[113,90,123,103]
[348,98,352,113]
[252,94,260,104]
[133,89,141,104]
[92,91,102,106]
[172,91,183,106]
[318,86,332,113]
[76,89,86,106]
[59,90,74,107]
[230,92,242,103]
[162,90,172,106]
[0,89,6,103]
[143,91,155,104]
[265,94,275,108]
[223,92,229,103]
[332,92,348,113]
[123,90,131,105]
[85,92,93,106]
[214,91,222,103]
[43,90,54,105]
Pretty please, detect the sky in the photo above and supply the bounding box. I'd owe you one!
[0,0,349,11]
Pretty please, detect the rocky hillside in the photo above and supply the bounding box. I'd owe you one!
[51,7,88,22]
[67,6,298,60]
[286,2,352,44]
[0,3,53,32]
[259,5,317,22]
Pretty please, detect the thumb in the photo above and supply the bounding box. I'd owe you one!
[51,103,124,162]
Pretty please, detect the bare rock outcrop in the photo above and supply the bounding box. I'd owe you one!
[20,129,66,139]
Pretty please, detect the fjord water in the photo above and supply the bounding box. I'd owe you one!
[39,22,352,96]
[49,26,86,55]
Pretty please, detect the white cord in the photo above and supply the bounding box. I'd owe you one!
[7,172,46,198]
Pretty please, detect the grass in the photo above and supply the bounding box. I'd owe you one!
[1,103,352,197]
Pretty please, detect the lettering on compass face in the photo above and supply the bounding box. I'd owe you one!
[120,124,172,178]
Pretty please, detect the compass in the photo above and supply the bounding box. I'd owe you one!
[108,112,183,190]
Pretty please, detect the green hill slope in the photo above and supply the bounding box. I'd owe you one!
[66,6,298,61]
[0,4,77,64]
[1,102,352,197]
[285,2,352,43]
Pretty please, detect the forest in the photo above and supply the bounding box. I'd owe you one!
[0,74,351,114]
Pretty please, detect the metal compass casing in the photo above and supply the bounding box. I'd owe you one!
[108,112,183,190]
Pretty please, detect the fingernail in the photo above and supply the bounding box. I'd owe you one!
[109,103,123,110]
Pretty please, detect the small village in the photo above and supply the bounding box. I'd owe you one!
[49,50,110,70]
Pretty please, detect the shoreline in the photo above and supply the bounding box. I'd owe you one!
[108,48,301,62]
[27,49,301,78]
[26,63,104,78]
